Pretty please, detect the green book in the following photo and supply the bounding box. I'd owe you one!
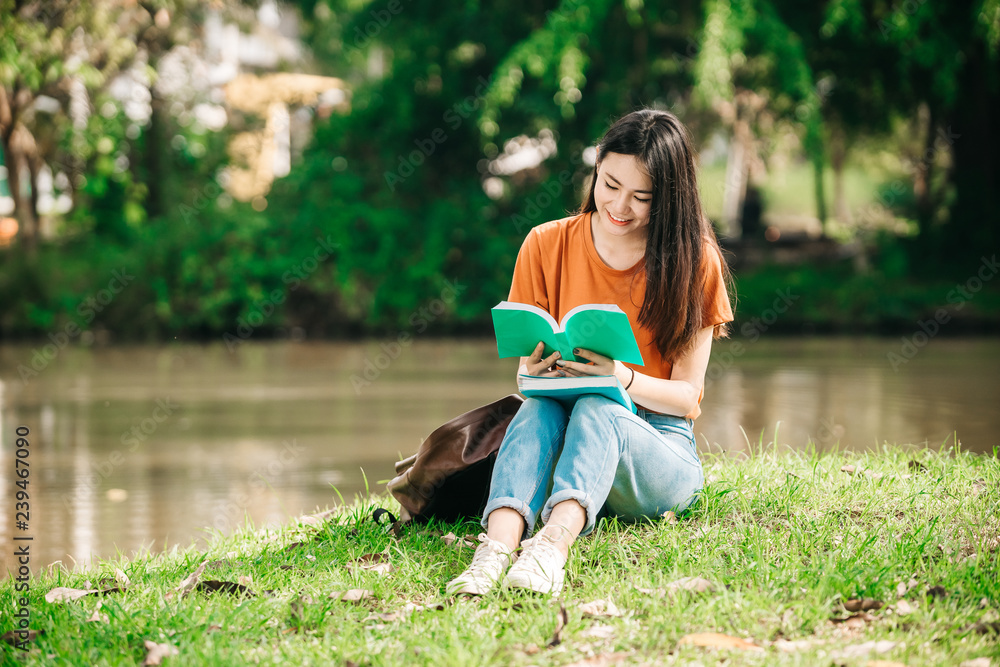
[517,374,637,414]
[491,301,645,365]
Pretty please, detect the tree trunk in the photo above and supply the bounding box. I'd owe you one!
[943,40,998,268]
[829,124,850,225]
[4,129,38,253]
[721,118,749,239]
[912,103,935,235]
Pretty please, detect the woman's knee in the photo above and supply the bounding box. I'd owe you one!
[570,394,620,418]
[520,396,570,421]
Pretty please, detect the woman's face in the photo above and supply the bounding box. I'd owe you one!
[592,152,653,241]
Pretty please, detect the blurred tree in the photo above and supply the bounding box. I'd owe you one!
[815,0,999,270]
[0,0,249,251]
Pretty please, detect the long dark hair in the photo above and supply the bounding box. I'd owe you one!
[581,109,732,362]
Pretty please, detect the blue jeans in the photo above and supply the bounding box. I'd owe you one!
[482,395,704,538]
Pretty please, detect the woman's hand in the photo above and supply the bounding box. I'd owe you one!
[555,348,617,377]
[522,341,564,377]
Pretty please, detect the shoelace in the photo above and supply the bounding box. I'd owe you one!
[466,533,508,572]
[516,534,562,573]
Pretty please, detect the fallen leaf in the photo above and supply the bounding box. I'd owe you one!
[115,568,132,588]
[330,589,374,602]
[678,632,763,651]
[666,576,716,594]
[966,621,1000,634]
[45,587,100,603]
[579,598,624,618]
[86,603,109,623]
[634,586,665,596]
[773,638,818,652]
[296,510,337,527]
[350,553,394,575]
[356,552,389,564]
[661,510,678,524]
[142,640,179,665]
[840,465,884,481]
[959,658,992,667]
[363,611,405,623]
[562,653,631,666]
[831,611,877,628]
[579,624,617,640]
[894,600,916,615]
[165,562,206,601]
[205,559,233,571]
[548,604,568,647]
[401,602,444,613]
[362,602,444,623]
[896,578,918,598]
[238,575,253,587]
[831,639,898,660]
[195,580,254,597]
[442,532,477,548]
[1,629,43,645]
[843,598,884,612]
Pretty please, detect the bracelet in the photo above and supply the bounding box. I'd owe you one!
[624,366,635,390]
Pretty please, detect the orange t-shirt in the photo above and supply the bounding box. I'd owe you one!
[507,212,734,416]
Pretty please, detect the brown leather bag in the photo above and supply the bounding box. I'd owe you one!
[387,394,523,523]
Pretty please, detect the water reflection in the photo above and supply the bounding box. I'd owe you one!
[1,337,997,578]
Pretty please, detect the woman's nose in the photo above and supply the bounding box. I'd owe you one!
[616,191,631,212]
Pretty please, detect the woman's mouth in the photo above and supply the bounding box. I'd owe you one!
[607,211,631,226]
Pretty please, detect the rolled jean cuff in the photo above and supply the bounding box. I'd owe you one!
[541,489,598,537]
[482,497,537,539]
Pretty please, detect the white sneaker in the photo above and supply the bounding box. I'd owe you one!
[445,533,515,596]
[503,532,567,595]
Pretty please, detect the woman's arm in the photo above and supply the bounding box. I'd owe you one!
[621,326,714,416]
[557,326,715,417]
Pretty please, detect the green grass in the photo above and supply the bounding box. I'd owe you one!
[3,444,999,666]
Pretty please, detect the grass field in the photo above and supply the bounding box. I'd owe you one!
[2,443,998,666]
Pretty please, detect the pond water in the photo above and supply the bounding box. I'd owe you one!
[1,337,997,578]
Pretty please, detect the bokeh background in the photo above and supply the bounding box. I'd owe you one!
[1,0,998,574]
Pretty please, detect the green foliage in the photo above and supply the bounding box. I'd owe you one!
[2,0,999,339]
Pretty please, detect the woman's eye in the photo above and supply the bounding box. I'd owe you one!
[635,197,650,203]
[604,181,617,190]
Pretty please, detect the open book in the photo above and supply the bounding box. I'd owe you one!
[491,301,644,365]
[517,374,637,413]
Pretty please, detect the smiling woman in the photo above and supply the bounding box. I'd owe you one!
[446,109,735,597]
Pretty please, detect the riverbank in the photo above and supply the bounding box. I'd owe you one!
[2,232,999,342]
[2,444,997,666]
